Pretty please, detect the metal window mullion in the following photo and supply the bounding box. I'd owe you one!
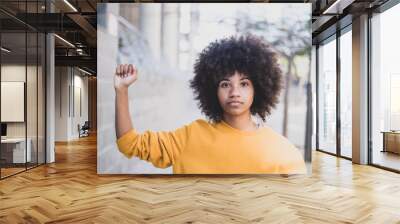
[72,67,74,118]
[336,28,341,157]
[69,68,71,118]
[25,0,28,171]
[0,25,2,179]
[44,24,47,164]
[316,45,320,150]
[36,0,39,167]
[367,10,373,165]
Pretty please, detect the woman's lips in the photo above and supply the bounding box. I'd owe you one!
[227,101,243,106]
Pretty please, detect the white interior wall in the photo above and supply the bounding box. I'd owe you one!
[54,67,89,141]
[55,66,69,141]
[1,65,33,138]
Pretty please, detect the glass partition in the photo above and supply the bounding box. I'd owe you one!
[27,31,38,169]
[0,1,46,179]
[38,32,45,165]
[1,30,28,177]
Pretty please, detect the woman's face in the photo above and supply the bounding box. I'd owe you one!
[217,71,254,118]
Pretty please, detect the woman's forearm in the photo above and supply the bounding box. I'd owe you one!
[115,88,133,139]
[114,64,137,139]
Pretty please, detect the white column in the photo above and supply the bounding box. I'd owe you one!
[161,3,179,67]
[46,33,55,163]
[189,4,200,70]
[119,3,140,28]
[370,14,383,160]
[97,3,120,173]
[352,14,369,164]
[311,45,317,152]
[139,4,162,60]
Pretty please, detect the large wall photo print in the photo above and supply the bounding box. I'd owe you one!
[97,3,312,174]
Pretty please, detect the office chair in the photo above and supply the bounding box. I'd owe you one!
[78,121,90,138]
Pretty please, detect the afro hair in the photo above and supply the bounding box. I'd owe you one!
[190,34,283,123]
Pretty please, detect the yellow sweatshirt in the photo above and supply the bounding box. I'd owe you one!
[116,119,307,174]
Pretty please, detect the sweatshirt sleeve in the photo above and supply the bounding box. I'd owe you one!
[116,124,190,168]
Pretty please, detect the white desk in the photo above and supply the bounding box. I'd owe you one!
[1,138,31,163]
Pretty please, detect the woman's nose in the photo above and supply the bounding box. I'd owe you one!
[229,85,241,97]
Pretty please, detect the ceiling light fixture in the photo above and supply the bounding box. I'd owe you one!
[78,67,92,76]
[1,47,11,53]
[54,34,75,48]
[63,0,78,12]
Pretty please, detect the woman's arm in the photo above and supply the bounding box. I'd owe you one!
[114,64,137,138]
[114,64,189,168]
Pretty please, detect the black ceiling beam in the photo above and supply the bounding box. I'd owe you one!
[10,13,85,32]
[55,47,97,57]
[0,18,27,31]
[55,55,96,72]
[0,7,38,31]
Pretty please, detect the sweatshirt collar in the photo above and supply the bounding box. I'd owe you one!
[216,120,265,136]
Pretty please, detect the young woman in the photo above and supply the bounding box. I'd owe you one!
[114,35,306,174]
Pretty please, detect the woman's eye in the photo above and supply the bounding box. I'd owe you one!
[220,83,229,88]
[241,82,249,87]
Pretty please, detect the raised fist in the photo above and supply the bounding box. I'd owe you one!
[114,64,138,91]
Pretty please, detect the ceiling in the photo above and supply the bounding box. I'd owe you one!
[310,0,390,43]
[0,0,396,74]
[0,0,99,74]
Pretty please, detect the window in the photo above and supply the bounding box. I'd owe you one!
[370,2,400,171]
[339,28,352,158]
[318,36,337,154]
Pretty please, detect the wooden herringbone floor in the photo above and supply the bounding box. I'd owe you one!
[1,134,400,224]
